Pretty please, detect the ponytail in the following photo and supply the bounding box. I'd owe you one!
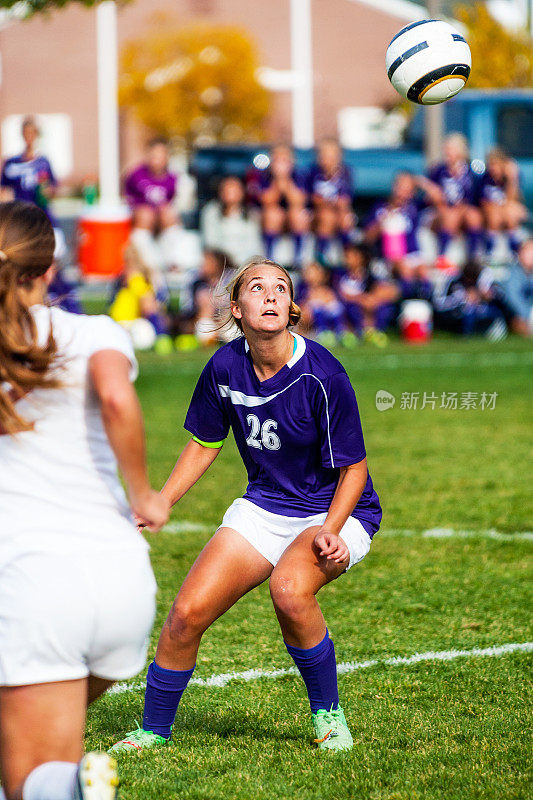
[0,202,59,435]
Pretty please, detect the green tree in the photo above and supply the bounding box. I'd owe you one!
[457,2,533,88]
[0,0,127,11]
[119,18,271,147]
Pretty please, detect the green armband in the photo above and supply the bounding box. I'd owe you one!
[192,436,225,449]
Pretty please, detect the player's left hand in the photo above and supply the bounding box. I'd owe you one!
[314,529,349,564]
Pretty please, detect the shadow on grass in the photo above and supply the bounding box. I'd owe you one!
[89,696,303,751]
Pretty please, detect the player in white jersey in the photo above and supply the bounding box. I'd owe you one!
[0,202,169,800]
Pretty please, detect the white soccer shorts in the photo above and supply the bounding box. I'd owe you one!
[0,547,156,686]
[219,497,372,570]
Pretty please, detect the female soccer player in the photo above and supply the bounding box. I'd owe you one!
[0,202,169,800]
[112,256,381,755]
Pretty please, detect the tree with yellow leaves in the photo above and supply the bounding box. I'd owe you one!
[119,18,271,148]
[456,2,533,88]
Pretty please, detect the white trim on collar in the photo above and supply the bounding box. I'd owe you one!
[244,332,306,369]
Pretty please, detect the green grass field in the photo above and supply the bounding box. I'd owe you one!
[86,336,532,800]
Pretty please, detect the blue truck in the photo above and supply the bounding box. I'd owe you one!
[190,89,533,211]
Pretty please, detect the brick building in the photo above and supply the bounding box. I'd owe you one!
[0,0,426,183]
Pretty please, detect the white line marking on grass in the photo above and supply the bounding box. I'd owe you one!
[383,528,533,542]
[162,524,533,542]
[108,641,533,695]
[163,521,211,533]
[348,351,533,371]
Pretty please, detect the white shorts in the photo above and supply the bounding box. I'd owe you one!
[219,498,372,571]
[0,547,156,687]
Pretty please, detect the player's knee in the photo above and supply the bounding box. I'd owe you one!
[262,205,284,232]
[134,206,156,230]
[166,598,207,641]
[269,574,309,621]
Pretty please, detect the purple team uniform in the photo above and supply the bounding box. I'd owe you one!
[477,173,509,206]
[307,164,354,202]
[1,154,57,221]
[428,163,477,206]
[184,333,381,537]
[124,165,176,209]
[336,270,396,332]
[366,200,421,256]
[247,167,307,208]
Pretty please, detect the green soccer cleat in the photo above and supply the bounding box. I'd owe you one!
[107,727,169,755]
[76,752,119,800]
[312,706,354,752]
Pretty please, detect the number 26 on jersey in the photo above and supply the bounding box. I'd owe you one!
[245,414,281,451]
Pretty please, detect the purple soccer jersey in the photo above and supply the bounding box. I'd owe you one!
[249,167,308,205]
[1,154,57,220]
[366,200,421,255]
[428,163,476,206]
[307,164,354,202]
[124,164,177,209]
[184,333,382,536]
[477,172,508,205]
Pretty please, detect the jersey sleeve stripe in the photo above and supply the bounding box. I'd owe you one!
[192,436,225,448]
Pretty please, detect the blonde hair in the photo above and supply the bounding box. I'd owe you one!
[223,256,301,333]
[0,201,58,435]
[123,241,153,285]
[445,132,469,161]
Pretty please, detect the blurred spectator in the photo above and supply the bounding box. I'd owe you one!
[248,144,309,266]
[190,249,236,345]
[200,176,263,267]
[500,238,533,336]
[109,241,169,338]
[365,171,431,299]
[336,243,399,346]
[307,138,355,259]
[1,116,57,214]
[124,138,185,272]
[0,116,67,261]
[478,148,527,257]
[297,261,353,347]
[46,263,83,315]
[432,259,511,338]
[423,133,483,260]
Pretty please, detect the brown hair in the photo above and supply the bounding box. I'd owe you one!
[224,256,301,333]
[0,201,58,435]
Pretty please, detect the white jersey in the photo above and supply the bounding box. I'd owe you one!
[0,305,147,564]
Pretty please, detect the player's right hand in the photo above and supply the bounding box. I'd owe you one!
[131,490,170,533]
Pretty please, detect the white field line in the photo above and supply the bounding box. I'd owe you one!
[108,641,533,696]
[163,522,533,542]
[140,351,533,375]
[347,351,533,371]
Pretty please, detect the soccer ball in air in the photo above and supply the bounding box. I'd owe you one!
[386,19,471,105]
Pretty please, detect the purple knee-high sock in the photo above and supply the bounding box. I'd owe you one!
[467,228,483,258]
[263,232,278,259]
[437,229,452,255]
[142,661,195,738]
[292,232,304,265]
[485,230,497,255]
[508,230,521,253]
[285,630,339,713]
[316,236,331,259]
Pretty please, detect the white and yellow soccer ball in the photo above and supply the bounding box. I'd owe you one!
[386,19,471,105]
